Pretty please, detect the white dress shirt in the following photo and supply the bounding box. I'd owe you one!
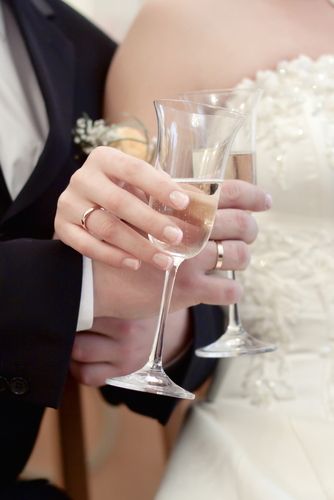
[0,2,93,331]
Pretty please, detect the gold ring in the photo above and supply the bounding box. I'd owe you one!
[80,206,104,231]
[214,241,224,270]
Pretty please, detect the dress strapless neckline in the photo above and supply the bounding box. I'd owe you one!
[235,53,334,89]
[156,53,334,500]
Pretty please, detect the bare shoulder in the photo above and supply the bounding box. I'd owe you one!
[131,0,262,87]
[104,0,259,129]
[104,0,215,126]
[140,0,244,20]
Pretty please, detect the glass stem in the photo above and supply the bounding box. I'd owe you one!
[148,260,182,370]
[226,269,242,328]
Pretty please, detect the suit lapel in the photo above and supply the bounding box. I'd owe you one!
[1,0,75,222]
[0,168,11,218]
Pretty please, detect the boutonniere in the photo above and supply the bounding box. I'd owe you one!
[73,114,156,162]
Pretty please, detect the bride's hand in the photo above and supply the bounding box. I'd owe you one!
[54,146,190,271]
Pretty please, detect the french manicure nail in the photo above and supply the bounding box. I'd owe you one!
[152,253,173,270]
[169,190,189,209]
[123,258,141,270]
[162,225,183,244]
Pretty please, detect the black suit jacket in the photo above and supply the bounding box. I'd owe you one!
[0,0,221,486]
[0,0,116,485]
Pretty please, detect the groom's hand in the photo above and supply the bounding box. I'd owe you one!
[71,180,271,387]
[92,179,271,319]
[70,311,190,386]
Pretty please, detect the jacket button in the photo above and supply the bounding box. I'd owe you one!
[10,377,29,395]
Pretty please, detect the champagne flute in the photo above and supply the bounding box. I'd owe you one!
[105,99,244,398]
[179,89,277,357]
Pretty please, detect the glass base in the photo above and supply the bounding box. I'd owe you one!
[196,325,277,358]
[105,365,195,400]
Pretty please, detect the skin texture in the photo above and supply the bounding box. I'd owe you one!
[55,0,308,386]
[69,178,270,386]
[104,0,334,128]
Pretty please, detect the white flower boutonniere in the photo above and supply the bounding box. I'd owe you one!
[73,114,156,162]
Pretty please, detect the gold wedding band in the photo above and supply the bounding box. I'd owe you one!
[214,241,224,271]
[80,206,104,231]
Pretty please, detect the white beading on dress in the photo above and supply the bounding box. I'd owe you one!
[156,55,334,500]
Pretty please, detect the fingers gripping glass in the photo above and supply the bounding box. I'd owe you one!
[179,89,277,357]
[105,99,244,399]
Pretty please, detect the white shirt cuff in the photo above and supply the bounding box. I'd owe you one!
[76,256,94,331]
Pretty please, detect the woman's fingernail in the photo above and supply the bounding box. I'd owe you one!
[123,258,141,270]
[169,190,189,209]
[265,193,273,209]
[152,253,174,270]
[162,225,183,244]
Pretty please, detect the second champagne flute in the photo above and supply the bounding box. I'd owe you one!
[179,88,277,357]
[105,99,243,399]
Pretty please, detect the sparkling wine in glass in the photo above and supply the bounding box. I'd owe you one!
[105,99,244,398]
[151,180,221,258]
[179,88,277,357]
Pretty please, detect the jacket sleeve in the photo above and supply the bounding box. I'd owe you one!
[0,239,82,408]
[100,304,223,424]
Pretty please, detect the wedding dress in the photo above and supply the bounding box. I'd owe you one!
[156,55,334,500]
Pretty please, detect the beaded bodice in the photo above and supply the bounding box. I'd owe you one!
[233,56,334,407]
[238,55,334,347]
[156,56,334,500]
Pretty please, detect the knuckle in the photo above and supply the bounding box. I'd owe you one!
[236,211,250,236]
[155,177,173,197]
[118,154,141,180]
[89,145,109,162]
[114,330,140,362]
[176,271,195,293]
[117,321,139,340]
[223,181,242,202]
[80,368,94,386]
[236,242,250,269]
[71,342,81,361]
[100,216,119,241]
[56,190,73,217]
[88,146,116,176]
[68,168,91,196]
[107,190,123,212]
[69,167,84,188]
[56,191,66,212]
[72,342,84,361]
[224,280,243,304]
[72,342,90,363]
